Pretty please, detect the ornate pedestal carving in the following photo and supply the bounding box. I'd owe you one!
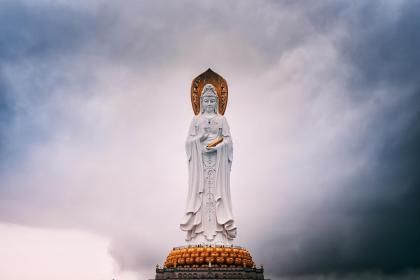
[154,245,268,280]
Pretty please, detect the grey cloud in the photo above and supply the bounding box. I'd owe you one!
[339,1,420,90]
[256,1,420,278]
[0,1,419,280]
[0,1,97,61]
[0,0,100,168]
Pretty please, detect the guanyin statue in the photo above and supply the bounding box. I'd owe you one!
[180,69,237,245]
[159,69,261,276]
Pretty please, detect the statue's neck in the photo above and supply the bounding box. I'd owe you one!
[202,112,217,118]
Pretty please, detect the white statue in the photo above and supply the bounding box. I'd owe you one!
[180,84,237,245]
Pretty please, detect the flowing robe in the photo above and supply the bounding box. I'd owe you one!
[180,114,237,244]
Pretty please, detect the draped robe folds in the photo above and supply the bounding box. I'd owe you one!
[180,115,237,244]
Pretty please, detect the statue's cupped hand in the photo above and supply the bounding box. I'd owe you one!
[199,133,209,142]
[204,146,217,153]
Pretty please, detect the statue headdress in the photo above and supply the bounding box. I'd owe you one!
[201,84,218,98]
[191,68,228,115]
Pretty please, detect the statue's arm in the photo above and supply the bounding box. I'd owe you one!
[221,116,233,162]
[185,117,201,161]
[221,115,231,137]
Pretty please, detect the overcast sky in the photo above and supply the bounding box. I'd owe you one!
[1,1,420,279]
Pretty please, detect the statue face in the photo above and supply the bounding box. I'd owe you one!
[202,96,217,113]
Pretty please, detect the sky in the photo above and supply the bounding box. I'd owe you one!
[0,0,420,279]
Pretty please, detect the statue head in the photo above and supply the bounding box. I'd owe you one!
[200,84,218,114]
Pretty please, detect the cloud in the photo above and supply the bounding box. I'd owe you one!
[253,0,420,277]
[0,222,138,280]
[0,0,419,279]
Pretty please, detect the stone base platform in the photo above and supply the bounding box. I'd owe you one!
[155,266,266,280]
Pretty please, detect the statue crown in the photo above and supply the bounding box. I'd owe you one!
[201,84,218,98]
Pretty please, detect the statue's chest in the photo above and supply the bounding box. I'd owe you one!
[197,118,222,136]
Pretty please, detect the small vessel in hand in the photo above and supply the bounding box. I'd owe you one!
[207,136,223,148]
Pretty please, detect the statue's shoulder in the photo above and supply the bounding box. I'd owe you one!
[190,115,202,127]
[218,115,228,123]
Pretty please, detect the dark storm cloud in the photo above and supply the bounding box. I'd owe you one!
[340,1,420,90]
[259,1,420,277]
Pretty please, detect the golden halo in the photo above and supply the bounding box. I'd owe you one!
[191,68,228,115]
